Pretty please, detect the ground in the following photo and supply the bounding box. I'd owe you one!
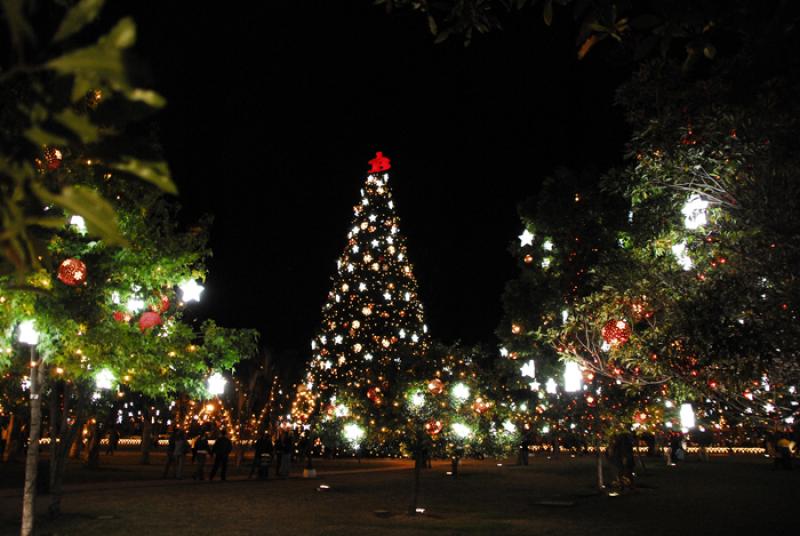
[0,451,796,535]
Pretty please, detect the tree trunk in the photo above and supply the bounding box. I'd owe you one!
[596,448,605,490]
[85,419,100,469]
[21,349,45,536]
[49,382,84,519]
[140,404,153,465]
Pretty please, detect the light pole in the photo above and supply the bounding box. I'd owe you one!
[18,320,44,536]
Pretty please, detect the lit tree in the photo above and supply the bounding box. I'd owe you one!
[293,152,431,454]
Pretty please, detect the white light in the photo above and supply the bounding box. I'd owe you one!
[364,353,373,361]
[665,400,674,408]
[70,215,87,234]
[404,292,410,301]
[541,258,551,269]
[502,420,516,434]
[519,229,535,247]
[520,360,536,379]
[359,282,367,291]
[764,403,775,413]
[411,334,419,343]
[671,242,693,271]
[451,422,472,439]
[410,392,425,408]
[451,382,470,403]
[334,404,350,417]
[529,381,540,391]
[347,264,354,273]
[499,347,509,357]
[368,214,377,222]
[95,368,115,390]
[343,422,365,447]
[383,292,391,300]
[399,329,406,339]
[682,194,709,230]
[601,341,611,352]
[371,240,379,248]
[352,245,360,253]
[179,280,204,303]
[785,417,795,424]
[126,297,145,313]
[334,335,343,344]
[561,309,569,325]
[542,425,550,434]
[543,240,553,251]
[545,378,557,394]
[206,372,227,396]
[17,320,40,345]
[680,403,695,429]
[563,362,582,393]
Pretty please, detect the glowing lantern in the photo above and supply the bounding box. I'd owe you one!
[680,403,695,429]
[138,311,162,332]
[17,320,40,345]
[563,361,583,393]
[602,319,631,347]
[95,368,115,390]
[207,372,227,395]
[57,258,87,286]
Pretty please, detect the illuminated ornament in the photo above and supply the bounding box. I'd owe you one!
[57,258,87,286]
[529,381,540,391]
[362,306,372,316]
[541,258,551,269]
[472,397,490,413]
[451,382,470,403]
[451,422,472,439]
[426,378,444,395]
[545,378,557,394]
[368,214,377,222]
[43,146,63,170]
[679,403,695,429]
[383,291,391,300]
[543,239,553,251]
[353,343,362,353]
[409,391,425,408]
[112,311,131,323]
[334,335,343,344]
[681,194,709,230]
[523,254,534,264]
[154,295,170,313]
[425,419,443,436]
[207,372,227,395]
[563,362,582,393]
[671,241,693,271]
[511,323,522,335]
[371,239,379,248]
[352,320,360,329]
[126,296,145,313]
[561,309,569,324]
[70,215,87,235]
[343,422,365,448]
[179,279,204,303]
[368,151,391,173]
[138,311,162,332]
[499,347,509,357]
[17,320,40,345]
[520,360,536,379]
[95,368,115,390]
[359,282,367,292]
[399,329,406,339]
[502,420,516,434]
[519,229,534,247]
[364,353,373,361]
[334,404,350,417]
[411,333,419,343]
[367,386,382,404]
[602,319,631,347]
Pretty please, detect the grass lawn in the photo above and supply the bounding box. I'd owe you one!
[1,453,796,535]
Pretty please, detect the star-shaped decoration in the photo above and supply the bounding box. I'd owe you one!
[368,214,377,222]
[520,360,536,379]
[371,239,380,248]
[383,291,391,300]
[529,381,541,391]
[359,282,367,291]
[519,229,535,247]
[334,335,343,344]
[179,280,204,303]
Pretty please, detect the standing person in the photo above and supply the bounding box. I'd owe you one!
[192,431,210,480]
[173,430,188,479]
[277,430,292,478]
[209,429,233,481]
[249,431,273,479]
[105,428,120,455]
[162,429,177,478]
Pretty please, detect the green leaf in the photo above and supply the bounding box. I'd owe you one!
[30,183,126,246]
[427,15,438,35]
[24,126,68,147]
[24,216,68,229]
[53,0,105,43]
[55,108,99,143]
[1,0,36,58]
[99,17,136,49]
[111,158,177,195]
[126,88,166,108]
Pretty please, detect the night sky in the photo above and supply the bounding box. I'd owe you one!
[124,1,630,355]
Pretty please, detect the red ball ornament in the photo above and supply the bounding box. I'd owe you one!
[366,386,382,405]
[113,311,131,323]
[151,295,170,313]
[425,419,443,436]
[427,378,444,395]
[602,319,631,346]
[57,258,87,286]
[44,147,63,170]
[139,311,162,332]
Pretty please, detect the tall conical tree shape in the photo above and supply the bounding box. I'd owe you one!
[294,152,430,454]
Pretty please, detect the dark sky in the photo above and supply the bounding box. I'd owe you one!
[124,1,629,354]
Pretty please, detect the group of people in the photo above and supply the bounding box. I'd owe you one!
[160,428,296,481]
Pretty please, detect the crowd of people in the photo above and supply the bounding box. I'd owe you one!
[158,428,297,481]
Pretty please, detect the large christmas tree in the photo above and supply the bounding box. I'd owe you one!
[293,152,430,453]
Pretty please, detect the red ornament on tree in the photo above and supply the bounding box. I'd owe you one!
[57,258,87,286]
[424,419,443,436]
[427,378,444,395]
[366,386,382,405]
[152,295,170,313]
[139,311,162,332]
[113,311,131,323]
[602,319,631,347]
[368,151,391,173]
[44,147,63,170]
